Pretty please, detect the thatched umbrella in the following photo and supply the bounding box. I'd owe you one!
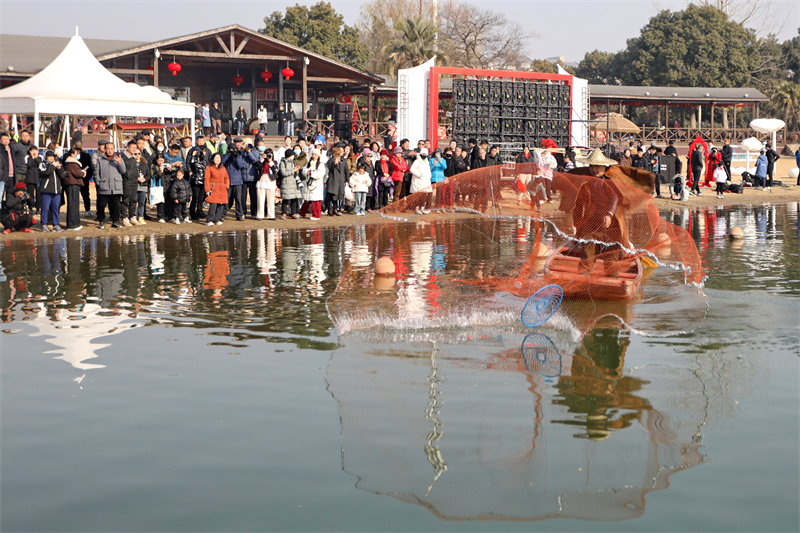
[589,112,641,133]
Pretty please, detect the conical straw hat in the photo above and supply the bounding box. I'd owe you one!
[576,148,618,166]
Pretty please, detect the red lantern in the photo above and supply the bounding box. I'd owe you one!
[260,71,273,82]
[281,68,294,81]
[233,74,244,86]
[167,62,181,76]
[146,65,154,77]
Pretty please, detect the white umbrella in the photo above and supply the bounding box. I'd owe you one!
[750,118,786,149]
[740,136,763,172]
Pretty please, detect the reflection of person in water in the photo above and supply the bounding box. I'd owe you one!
[572,149,628,269]
[553,328,651,440]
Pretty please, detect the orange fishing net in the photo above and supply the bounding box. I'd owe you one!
[328,161,706,336]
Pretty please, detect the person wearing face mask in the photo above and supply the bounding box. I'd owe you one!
[409,148,433,214]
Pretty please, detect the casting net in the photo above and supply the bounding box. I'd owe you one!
[328,161,707,337]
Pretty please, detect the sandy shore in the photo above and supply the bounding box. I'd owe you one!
[3,158,798,242]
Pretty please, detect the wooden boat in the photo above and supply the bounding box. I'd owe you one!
[544,244,643,301]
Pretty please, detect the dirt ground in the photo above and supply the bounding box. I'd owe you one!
[3,157,798,242]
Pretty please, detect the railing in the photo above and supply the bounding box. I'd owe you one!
[631,126,797,145]
[302,119,395,141]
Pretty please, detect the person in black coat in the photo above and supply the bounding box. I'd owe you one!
[690,145,705,195]
[720,139,733,180]
[25,145,44,212]
[2,181,36,233]
[373,149,395,210]
[765,143,780,189]
[169,169,192,222]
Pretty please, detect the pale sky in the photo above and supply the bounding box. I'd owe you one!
[0,0,798,64]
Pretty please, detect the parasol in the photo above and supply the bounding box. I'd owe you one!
[589,113,641,133]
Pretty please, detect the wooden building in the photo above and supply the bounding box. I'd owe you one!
[95,25,383,136]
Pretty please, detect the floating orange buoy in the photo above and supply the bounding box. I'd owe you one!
[374,257,395,275]
[729,227,744,239]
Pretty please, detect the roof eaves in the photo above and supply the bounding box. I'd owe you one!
[97,24,383,85]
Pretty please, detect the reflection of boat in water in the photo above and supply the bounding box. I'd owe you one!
[326,327,708,522]
[544,243,643,301]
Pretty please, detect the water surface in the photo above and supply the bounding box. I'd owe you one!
[1,203,798,531]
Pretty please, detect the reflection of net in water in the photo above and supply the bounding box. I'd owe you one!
[521,333,562,378]
[326,328,709,522]
[328,162,707,337]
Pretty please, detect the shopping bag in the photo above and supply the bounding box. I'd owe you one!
[149,184,164,205]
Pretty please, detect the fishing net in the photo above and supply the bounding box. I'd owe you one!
[327,161,707,337]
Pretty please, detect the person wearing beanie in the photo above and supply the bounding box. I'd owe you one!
[2,181,36,233]
[389,146,409,202]
[38,150,65,232]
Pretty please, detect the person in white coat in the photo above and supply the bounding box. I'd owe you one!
[409,147,433,214]
[255,148,278,220]
[349,163,372,216]
[257,105,269,133]
[300,148,327,220]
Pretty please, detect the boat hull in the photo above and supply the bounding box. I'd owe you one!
[544,246,643,301]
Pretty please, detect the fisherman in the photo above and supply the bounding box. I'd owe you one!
[571,149,628,271]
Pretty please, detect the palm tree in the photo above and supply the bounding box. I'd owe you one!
[770,81,800,132]
[381,17,443,76]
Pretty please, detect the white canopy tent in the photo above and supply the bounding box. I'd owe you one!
[0,31,195,147]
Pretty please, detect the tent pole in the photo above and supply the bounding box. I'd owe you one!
[191,117,196,143]
[34,111,40,148]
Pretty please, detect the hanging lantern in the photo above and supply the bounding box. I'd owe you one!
[167,62,181,76]
[281,67,294,81]
[146,65,154,77]
[260,70,273,82]
[233,74,245,87]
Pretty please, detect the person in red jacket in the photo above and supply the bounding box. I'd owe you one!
[204,153,230,225]
[389,147,409,203]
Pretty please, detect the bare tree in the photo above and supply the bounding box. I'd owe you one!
[686,0,790,37]
[438,0,533,70]
[357,0,534,76]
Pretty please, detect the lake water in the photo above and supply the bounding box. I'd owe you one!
[1,203,798,532]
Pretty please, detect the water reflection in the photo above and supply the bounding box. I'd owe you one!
[325,327,710,521]
[663,201,799,293]
[0,229,340,386]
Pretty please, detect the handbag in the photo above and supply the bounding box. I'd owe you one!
[149,178,165,205]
